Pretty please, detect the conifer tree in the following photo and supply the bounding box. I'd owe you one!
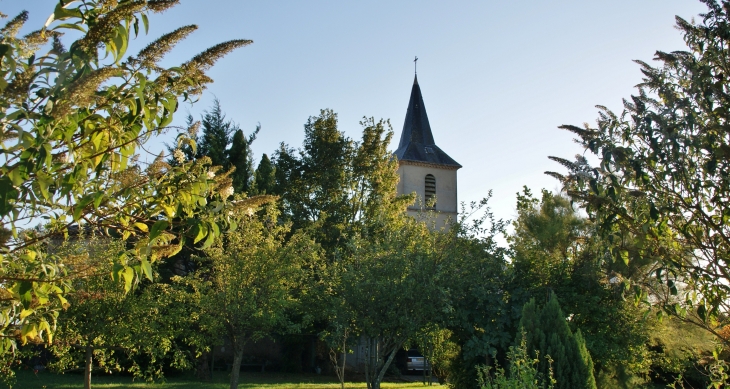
[228,126,259,193]
[518,295,597,389]
[252,154,276,195]
[573,330,596,389]
[198,98,236,168]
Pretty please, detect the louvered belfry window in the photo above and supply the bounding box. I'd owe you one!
[425,174,436,208]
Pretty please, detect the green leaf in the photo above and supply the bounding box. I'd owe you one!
[122,266,134,293]
[201,227,216,250]
[57,293,69,308]
[93,191,105,209]
[18,281,33,297]
[72,194,95,221]
[53,23,87,33]
[649,203,659,221]
[0,176,19,216]
[19,309,33,320]
[133,16,140,37]
[620,250,629,266]
[20,324,37,344]
[668,280,678,296]
[7,167,25,187]
[112,262,125,282]
[47,3,83,27]
[149,220,169,242]
[141,13,149,34]
[192,222,207,244]
[697,304,706,321]
[36,172,51,200]
[18,282,33,309]
[140,259,153,281]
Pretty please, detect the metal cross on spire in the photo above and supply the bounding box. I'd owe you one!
[414,56,418,74]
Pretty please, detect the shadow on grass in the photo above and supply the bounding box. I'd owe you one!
[13,370,430,389]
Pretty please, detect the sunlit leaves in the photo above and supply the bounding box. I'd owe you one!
[547,0,730,339]
[0,0,250,357]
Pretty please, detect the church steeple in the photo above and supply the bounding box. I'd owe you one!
[395,72,460,230]
[394,75,461,168]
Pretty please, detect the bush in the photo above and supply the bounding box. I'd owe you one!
[477,331,555,389]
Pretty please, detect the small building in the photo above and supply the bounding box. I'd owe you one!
[394,75,462,230]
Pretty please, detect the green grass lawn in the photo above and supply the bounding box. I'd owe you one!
[12,370,435,389]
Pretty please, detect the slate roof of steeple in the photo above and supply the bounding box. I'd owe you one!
[394,75,461,168]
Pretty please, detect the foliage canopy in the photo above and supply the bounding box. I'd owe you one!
[547,0,730,338]
[0,0,250,358]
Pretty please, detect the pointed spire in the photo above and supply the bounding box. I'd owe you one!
[398,75,435,147]
[394,75,461,168]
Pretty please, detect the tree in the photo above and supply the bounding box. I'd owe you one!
[340,215,449,389]
[545,0,730,340]
[0,0,249,363]
[436,197,512,389]
[273,113,404,254]
[194,98,260,193]
[275,114,427,388]
[509,188,584,296]
[252,153,275,195]
[49,239,195,389]
[507,188,650,386]
[197,98,236,168]
[274,109,354,254]
[198,203,321,389]
[413,325,459,385]
[519,295,596,389]
[228,126,259,194]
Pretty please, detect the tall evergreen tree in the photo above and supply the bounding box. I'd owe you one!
[228,125,260,193]
[252,154,276,195]
[519,295,596,389]
[198,98,236,168]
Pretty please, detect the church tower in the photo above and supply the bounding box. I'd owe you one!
[395,75,461,229]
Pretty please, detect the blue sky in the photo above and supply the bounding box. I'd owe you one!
[7,0,708,222]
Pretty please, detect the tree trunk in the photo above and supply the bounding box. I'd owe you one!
[374,342,401,389]
[364,337,372,389]
[84,346,93,389]
[339,336,347,389]
[195,351,211,380]
[329,329,349,389]
[372,338,381,389]
[229,343,245,389]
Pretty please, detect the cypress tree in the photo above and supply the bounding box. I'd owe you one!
[228,125,259,193]
[573,330,596,389]
[518,294,596,389]
[252,153,276,195]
